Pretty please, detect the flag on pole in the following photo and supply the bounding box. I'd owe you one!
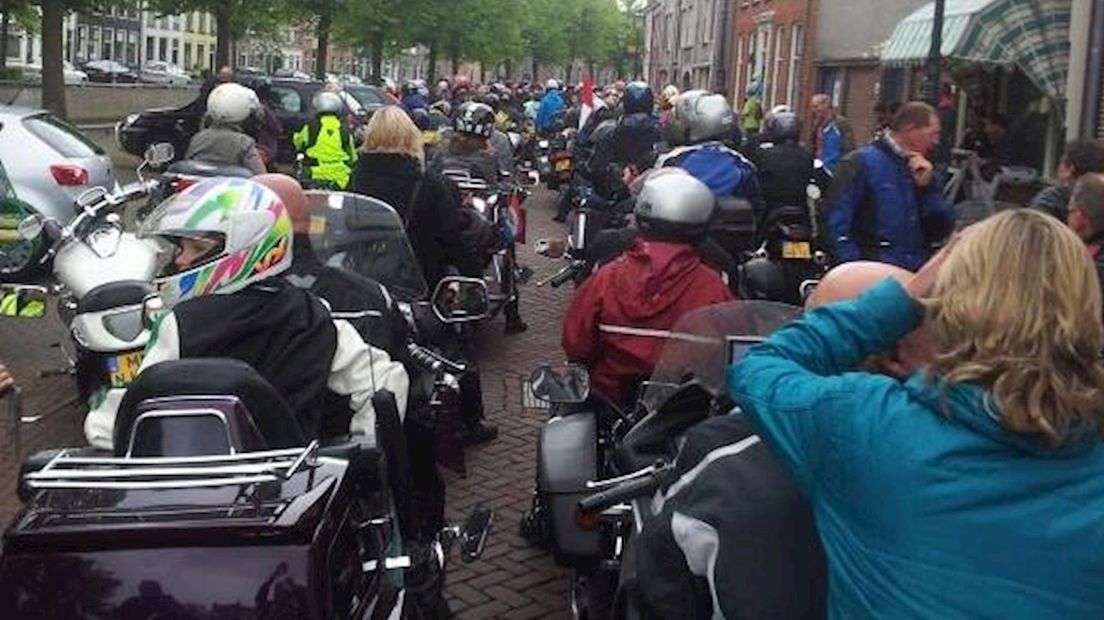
[578,74,595,130]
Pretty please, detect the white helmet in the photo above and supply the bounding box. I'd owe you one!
[206,83,259,125]
[313,91,345,115]
[545,78,560,90]
[634,169,716,240]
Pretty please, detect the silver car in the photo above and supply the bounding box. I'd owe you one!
[0,105,117,225]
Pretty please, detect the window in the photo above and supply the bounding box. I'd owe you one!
[171,38,180,65]
[4,33,21,60]
[773,26,786,106]
[186,13,193,32]
[818,69,842,107]
[145,37,154,64]
[881,68,905,103]
[185,43,192,69]
[127,32,138,65]
[787,24,803,109]
[734,35,744,100]
[159,37,167,62]
[271,87,302,113]
[82,26,93,62]
[114,29,125,62]
[197,44,205,70]
[24,114,104,157]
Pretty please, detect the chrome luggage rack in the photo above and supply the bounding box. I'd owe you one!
[23,440,319,491]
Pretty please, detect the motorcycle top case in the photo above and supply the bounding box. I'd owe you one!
[537,409,601,565]
[712,196,758,256]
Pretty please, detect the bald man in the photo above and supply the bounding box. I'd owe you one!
[807,261,934,378]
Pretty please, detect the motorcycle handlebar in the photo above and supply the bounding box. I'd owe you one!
[578,475,662,514]
[406,342,467,376]
[549,263,578,288]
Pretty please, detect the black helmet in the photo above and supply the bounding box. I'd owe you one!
[453,102,495,138]
[740,257,790,303]
[402,80,420,96]
[482,93,501,110]
[765,106,800,143]
[623,81,655,115]
[634,170,716,241]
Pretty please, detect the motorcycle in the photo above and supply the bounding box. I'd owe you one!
[440,169,529,326]
[144,156,257,218]
[13,144,175,439]
[526,300,801,619]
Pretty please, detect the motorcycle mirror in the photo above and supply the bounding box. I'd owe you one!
[0,284,49,319]
[16,215,43,241]
[141,294,166,330]
[431,276,490,324]
[806,184,822,201]
[528,363,591,404]
[144,142,175,167]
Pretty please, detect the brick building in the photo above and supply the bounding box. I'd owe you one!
[727,0,817,117]
[812,0,927,141]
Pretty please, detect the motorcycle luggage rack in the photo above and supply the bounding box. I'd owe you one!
[23,440,319,491]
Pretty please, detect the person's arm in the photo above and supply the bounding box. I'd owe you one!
[561,271,605,365]
[242,143,267,175]
[328,319,409,446]
[0,360,13,393]
[428,175,483,278]
[823,154,865,263]
[727,278,921,485]
[918,175,957,245]
[292,124,309,152]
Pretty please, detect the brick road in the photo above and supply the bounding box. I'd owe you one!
[0,187,575,618]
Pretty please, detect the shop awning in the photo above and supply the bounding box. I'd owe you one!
[881,0,1071,100]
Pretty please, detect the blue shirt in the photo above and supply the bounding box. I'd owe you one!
[728,279,1104,619]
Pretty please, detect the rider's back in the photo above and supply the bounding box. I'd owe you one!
[186,125,264,174]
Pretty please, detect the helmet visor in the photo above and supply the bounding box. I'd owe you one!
[151,233,226,278]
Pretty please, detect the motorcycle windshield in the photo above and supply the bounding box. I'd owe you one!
[639,300,802,414]
[306,191,428,302]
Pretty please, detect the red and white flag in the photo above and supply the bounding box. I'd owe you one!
[578,74,595,130]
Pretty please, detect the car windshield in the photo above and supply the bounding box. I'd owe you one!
[306,190,428,302]
[347,86,386,106]
[638,300,801,414]
[23,113,104,157]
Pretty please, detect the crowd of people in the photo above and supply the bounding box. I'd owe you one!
[4,67,1104,618]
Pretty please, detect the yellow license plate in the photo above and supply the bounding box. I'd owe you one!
[106,351,145,389]
[782,241,812,260]
[554,159,572,172]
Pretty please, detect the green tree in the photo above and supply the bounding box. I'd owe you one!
[34,0,117,116]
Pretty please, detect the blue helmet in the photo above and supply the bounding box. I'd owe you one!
[623,81,655,115]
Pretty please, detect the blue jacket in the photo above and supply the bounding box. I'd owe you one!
[657,143,765,223]
[824,136,955,271]
[401,92,429,114]
[535,89,566,132]
[728,278,1104,620]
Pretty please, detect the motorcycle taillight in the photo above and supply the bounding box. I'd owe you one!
[171,177,198,193]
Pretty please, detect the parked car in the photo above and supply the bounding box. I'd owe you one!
[20,61,89,86]
[140,61,191,87]
[81,60,139,84]
[0,106,117,269]
[273,68,312,81]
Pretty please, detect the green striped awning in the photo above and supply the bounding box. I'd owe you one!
[881,0,1071,100]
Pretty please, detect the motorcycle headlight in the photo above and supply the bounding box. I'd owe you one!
[538,140,549,149]
[87,225,122,259]
[102,307,145,342]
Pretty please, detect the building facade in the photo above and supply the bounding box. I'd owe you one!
[142,12,184,68]
[68,7,142,66]
[728,0,817,116]
[645,0,727,91]
[182,11,217,74]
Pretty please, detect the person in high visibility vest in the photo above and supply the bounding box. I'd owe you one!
[0,288,44,317]
[293,91,358,189]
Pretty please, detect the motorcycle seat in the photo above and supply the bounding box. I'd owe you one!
[115,358,305,456]
[166,159,255,179]
[76,280,154,315]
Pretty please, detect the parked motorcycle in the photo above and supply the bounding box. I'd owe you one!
[525,300,800,619]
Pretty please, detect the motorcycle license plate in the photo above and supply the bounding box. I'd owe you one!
[554,158,572,173]
[782,241,813,260]
[106,351,145,389]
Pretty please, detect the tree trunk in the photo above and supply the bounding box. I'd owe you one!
[40,0,65,117]
[449,32,459,77]
[504,59,512,81]
[427,39,437,84]
[370,32,383,82]
[531,58,539,82]
[1,1,10,73]
[315,9,332,80]
[216,1,232,70]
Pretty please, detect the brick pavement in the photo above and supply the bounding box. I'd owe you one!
[0,187,577,619]
[444,188,574,619]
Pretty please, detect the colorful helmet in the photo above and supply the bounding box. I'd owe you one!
[206,83,259,125]
[140,178,293,308]
[313,91,344,115]
[623,81,655,115]
[453,102,495,138]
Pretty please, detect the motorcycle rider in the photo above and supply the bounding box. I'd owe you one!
[562,170,734,405]
[751,106,830,223]
[185,82,267,175]
[535,79,566,136]
[292,91,359,190]
[401,80,430,115]
[83,177,409,450]
[587,81,663,199]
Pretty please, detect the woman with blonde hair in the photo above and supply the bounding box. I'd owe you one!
[351,105,481,288]
[728,208,1104,619]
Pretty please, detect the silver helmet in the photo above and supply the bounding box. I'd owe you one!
[671,90,735,145]
[634,169,716,240]
[312,91,345,115]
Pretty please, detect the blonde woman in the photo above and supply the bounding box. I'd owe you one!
[728,209,1104,619]
[351,105,481,289]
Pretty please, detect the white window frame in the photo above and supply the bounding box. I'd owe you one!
[787,23,804,109]
[773,26,787,107]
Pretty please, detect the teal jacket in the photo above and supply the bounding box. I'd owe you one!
[727,278,1104,620]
